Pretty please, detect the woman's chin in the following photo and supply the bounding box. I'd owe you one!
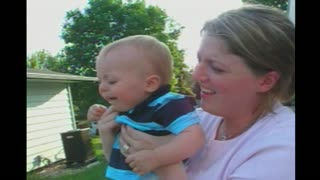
[200,101,210,111]
[200,101,218,115]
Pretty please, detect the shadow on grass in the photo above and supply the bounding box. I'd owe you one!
[27,136,111,180]
[27,161,109,180]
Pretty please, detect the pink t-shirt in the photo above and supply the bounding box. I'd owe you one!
[185,103,295,180]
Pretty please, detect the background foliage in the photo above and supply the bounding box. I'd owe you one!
[243,0,288,11]
[27,0,294,119]
[27,0,193,120]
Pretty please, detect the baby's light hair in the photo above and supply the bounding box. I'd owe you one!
[97,35,173,84]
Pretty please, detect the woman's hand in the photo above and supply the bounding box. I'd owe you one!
[119,125,175,174]
[119,125,174,156]
[119,126,155,155]
[125,149,159,175]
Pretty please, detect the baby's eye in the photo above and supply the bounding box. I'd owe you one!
[108,81,117,85]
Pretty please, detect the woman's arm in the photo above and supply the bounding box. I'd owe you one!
[155,163,188,180]
[152,125,204,166]
[123,125,204,174]
[119,125,175,155]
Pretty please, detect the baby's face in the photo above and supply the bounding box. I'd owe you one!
[96,46,151,112]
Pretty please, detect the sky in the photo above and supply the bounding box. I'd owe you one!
[27,0,242,69]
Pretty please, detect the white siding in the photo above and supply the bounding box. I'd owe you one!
[27,82,75,172]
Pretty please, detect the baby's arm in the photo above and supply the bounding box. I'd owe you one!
[87,104,120,161]
[125,124,205,175]
[98,113,119,162]
[87,104,107,121]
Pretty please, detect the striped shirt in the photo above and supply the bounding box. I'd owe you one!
[106,85,199,180]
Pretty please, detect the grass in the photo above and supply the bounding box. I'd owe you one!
[27,136,110,180]
[26,162,107,180]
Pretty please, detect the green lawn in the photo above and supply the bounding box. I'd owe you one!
[27,136,110,180]
[26,162,108,180]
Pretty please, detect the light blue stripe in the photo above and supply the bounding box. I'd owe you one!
[166,111,200,134]
[148,92,185,107]
[115,116,166,131]
[112,134,120,149]
[115,111,200,135]
[106,166,140,180]
[106,166,158,180]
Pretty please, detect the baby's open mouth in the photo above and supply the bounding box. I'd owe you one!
[107,97,117,103]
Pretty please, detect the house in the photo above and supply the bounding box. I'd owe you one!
[26,68,97,172]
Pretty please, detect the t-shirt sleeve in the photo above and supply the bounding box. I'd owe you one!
[155,98,200,135]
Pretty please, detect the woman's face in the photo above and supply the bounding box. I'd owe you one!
[192,35,261,117]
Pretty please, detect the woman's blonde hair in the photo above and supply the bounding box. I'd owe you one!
[97,35,173,84]
[201,4,295,113]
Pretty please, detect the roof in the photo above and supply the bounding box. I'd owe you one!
[27,68,98,82]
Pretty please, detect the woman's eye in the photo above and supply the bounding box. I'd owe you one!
[211,65,224,73]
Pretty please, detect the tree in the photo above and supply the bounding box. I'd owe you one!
[242,0,288,11]
[60,0,193,119]
[27,50,67,72]
[27,50,55,69]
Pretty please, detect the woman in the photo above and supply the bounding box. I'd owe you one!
[92,4,295,180]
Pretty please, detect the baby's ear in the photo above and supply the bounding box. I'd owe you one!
[145,75,160,93]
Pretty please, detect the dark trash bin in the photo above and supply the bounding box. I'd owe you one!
[60,128,94,166]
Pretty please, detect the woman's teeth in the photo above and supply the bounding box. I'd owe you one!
[201,88,216,95]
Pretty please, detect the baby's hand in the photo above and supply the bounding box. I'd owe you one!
[125,150,160,175]
[87,104,107,122]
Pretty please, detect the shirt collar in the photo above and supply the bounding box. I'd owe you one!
[120,84,170,115]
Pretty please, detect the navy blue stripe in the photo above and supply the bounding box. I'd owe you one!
[155,98,195,127]
[109,149,132,170]
[124,106,159,123]
[119,85,170,117]
[123,97,195,125]
[143,130,171,136]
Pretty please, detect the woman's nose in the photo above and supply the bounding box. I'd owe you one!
[192,63,207,83]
